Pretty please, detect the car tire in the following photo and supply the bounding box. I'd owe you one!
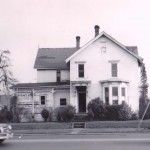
[0,139,5,143]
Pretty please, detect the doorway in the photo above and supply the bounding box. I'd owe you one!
[76,86,86,113]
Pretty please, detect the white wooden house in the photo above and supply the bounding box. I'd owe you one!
[12,25,143,121]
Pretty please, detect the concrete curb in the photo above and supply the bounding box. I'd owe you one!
[13,128,150,136]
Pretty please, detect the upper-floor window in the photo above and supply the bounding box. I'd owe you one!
[111,63,117,77]
[41,96,46,105]
[78,64,84,78]
[57,70,61,82]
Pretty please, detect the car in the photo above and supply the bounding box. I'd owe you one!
[0,124,13,143]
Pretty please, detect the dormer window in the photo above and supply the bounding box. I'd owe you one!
[78,64,84,78]
[57,70,61,82]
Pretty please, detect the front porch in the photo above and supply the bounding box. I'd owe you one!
[70,80,91,113]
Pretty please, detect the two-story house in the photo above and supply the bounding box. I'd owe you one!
[12,25,143,121]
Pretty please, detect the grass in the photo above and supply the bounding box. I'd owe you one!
[11,122,72,130]
[86,120,150,128]
[10,120,150,130]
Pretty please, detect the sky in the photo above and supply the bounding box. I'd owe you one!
[0,0,150,94]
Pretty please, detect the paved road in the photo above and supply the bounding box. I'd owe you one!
[1,133,150,150]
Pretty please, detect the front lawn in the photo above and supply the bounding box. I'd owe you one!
[11,122,72,130]
[86,120,150,128]
[10,120,150,130]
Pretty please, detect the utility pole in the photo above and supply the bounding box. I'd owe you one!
[31,89,35,122]
[138,100,150,129]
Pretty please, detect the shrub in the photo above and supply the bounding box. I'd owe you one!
[54,105,75,122]
[106,105,122,120]
[106,103,132,121]
[0,106,13,123]
[87,97,107,120]
[41,108,49,122]
[54,107,62,122]
[6,109,13,122]
[87,108,94,121]
[130,113,138,120]
[87,98,133,121]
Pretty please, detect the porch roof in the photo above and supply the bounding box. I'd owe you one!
[11,82,70,89]
[71,80,91,86]
[100,78,129,83]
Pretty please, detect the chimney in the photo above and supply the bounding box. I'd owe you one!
[76,36,80,49]
[94,25,100,37]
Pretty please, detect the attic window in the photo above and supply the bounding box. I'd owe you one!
[100,41,107,53]
[101,46,106,53]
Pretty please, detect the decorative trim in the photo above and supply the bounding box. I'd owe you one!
[108,60,120,63]
[75,61,86,64]
[100,79,129,83]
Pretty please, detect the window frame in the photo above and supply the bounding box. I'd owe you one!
[111,63,118,77]
[40,96,46,105]
[60,98,67,106]
[112,100,118,105]
[121,87,126,96]
[105,87,109,105]
[112,87,118,96]
[57,70,61,82]
[78,64,84,78]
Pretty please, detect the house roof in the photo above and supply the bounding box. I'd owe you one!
[34,32,143,70]
[126,46,138,55]
[11,82,70,89]
[34,48,77,69]
[66,31,143,64]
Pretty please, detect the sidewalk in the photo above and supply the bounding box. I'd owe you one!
[13,128,150,135]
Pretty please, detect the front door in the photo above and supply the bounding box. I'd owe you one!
[76,86,86,113]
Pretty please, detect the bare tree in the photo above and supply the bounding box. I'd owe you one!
[0,49,16,92]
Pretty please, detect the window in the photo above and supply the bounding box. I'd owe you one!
[112,87,118,96]
[100,41,107,53]
[41,96,46,105]
[78,64,84,78]
[113,100,118,105]
[111,63,117,77]
[122,88,126,96]
[60,98,67,106]
[101,46,106,53]
[57,70,61,82]
[105,87,109,105]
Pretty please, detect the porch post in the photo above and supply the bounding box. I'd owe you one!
[109,83,112,105]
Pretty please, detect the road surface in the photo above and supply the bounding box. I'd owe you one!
[0,133,150,150]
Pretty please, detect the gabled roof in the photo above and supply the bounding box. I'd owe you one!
[66,31,143,64]
[34,48,77,69]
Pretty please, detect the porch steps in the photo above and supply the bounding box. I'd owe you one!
[72,122,85,128]
[73,113,88,122]
[72,113,88,128]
